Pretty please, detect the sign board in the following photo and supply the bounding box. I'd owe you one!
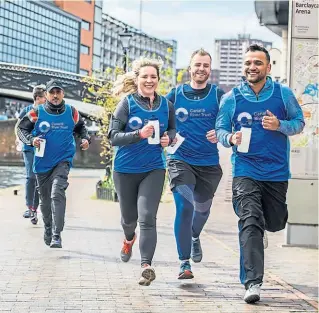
[292,0,319,38]
[289,0,318,179]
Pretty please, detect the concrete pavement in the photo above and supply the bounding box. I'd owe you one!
[0,160,318,313]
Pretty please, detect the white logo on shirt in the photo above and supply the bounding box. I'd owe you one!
[175,108,189,122]
[128,116,143,130]
[237,112,253,126]
[38,121,50,133]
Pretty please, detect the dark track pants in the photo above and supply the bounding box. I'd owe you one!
[232,177,288,289]
[36,162,70,236]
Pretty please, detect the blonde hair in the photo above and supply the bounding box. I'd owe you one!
[189,48,212,66]
[112,56,163,98]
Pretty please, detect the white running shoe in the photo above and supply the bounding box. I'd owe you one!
[244,283,262,304]
[263,231,268,249]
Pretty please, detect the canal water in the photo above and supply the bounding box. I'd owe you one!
[0,166,25,189]
[0,166,103,189]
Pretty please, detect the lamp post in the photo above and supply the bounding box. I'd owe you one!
[119,27,133,72]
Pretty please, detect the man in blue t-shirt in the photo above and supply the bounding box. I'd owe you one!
[166,49,224,280]
[216,44,305,304]
[15,85,46,224]
[17,80,90,249]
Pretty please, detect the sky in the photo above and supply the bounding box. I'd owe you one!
[102,0,283,68]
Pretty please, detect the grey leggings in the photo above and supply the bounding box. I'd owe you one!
[113,169,165,266]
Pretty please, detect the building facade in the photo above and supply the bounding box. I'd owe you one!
[101,13,177,82]
[214,34,272,91]
[0,0,81,73]
[54,0,103,75]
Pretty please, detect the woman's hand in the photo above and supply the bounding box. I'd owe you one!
[139,124,154,139]
[160,132,170,147]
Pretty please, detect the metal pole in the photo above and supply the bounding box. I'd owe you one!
[123,48,127,72]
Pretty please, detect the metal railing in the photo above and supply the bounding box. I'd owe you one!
[0,62,103,102]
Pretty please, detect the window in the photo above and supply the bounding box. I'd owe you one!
[94,23,101,39]
[93,55,100,70]
[81,44,90,55]
[81,20,90,31]
[93,39,101,56]
[273,60,276,65]
[80,69,89,76]
[94,6,102,22]
[95,1,103,8]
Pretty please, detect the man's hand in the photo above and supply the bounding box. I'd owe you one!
[206,129,218,143]
[230,131,242,146]
[262,110,280,131]
[32,137,42,148]
[139,124,154,139]
[160,132,170,147]
[80,139,89,150]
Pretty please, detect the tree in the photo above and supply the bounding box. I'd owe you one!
[82,67,123,166]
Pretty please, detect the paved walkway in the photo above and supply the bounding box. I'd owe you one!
[0,153,318,313]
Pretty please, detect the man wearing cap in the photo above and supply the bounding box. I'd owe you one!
[17,79,90,248]
[15,85,46,224]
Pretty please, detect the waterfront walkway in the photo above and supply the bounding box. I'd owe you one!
[0,153,318,313]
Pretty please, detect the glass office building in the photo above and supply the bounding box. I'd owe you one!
[0,0,81,73]
[101,14,177,83]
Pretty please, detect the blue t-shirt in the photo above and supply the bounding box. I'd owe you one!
[33,104,76,173]
[166,84,220,166]
[114,94,169,173]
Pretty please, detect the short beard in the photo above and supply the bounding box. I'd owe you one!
[51,99,63,105]
[246,73,266,84]
[192,73,209,84]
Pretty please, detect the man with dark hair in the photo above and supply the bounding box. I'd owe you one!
[15,85,46,224]
[17,80,90,248]
[166,49,224,280]
[246,43,271,63]
[216,44,305,303]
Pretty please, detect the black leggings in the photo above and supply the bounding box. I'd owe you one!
[113,169,165,265]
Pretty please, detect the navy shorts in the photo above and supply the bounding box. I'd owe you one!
[167,159,223,201]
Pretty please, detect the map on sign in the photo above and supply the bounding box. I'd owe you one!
[291,38,318,149]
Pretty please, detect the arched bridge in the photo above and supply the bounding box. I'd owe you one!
[0,62,104,118]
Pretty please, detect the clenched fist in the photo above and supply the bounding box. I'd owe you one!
[230,132,242,146]
[160,132,170,147]
[262,110,280,131]
[139,124,154,139]
[206,129,218,143]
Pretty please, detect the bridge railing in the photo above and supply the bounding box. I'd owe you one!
[0,62,104,102]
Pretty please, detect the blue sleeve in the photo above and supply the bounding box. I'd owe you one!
[165,88,177,105]
[215,91,236,148]
[18,108,27,119]
[278,86,305,136]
